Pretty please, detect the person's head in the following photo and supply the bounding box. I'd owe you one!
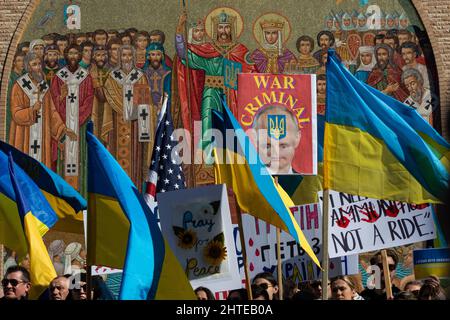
[252,106,301,174]
[374,44,394,70]
[418,276,446,300]
[359,46,374,66]
[18,41,30,55]
[398,30,412,47]
[319,50,329,66]
[283,278,300,300]
[119,32,132,46]
[317,74,326,95]
[317,31,335,50]
[64,44,82,70]
[383,34,399,50]
[71,272,87,300]
[30,39,46,59]
[107,30,119,41]
[402,67,424,102]
[44,44,60,68]
[118,45,136,73]
[215,11,234,44]
[49,276,70,300]
[400,41,420,65]
[404,280,423,298]
[92,45,108,68]
[252,284,270,300]
[395,291,417,300]
[331,276,357,300]
[146,42,164,69]
[42,34,55,46]
[94,29,108,46]
[358,13,367,27]
[25,52,44,82]
[13,51,26,73]
[55,35,69,56]
[194,286,215,300]
[227,288,248,301]
[126,28,138,39]
[87,32,95,42]
[133,31,150,50]
[190,21,205,43]
[296,35,314,56]
[309,280,331,299]
[369,249,399,288]
[80,41,94,63]
[374,34,385,45]
[149,29,166,45]
[107,38,122,65]
[2,266,31,300]
[75,33,87,46]
[252,272,279,300]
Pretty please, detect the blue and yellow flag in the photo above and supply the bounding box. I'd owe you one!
[324,49,450,204]
[0,141,86,234]
[87,124,195,300]
[7,153,57,299]
[211,102,321,268]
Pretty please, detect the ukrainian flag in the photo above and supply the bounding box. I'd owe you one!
[211,103,321,268]
[6,153,57,299]
[324,49,449,204]
[87,124,195,300]
[0,141,86,234]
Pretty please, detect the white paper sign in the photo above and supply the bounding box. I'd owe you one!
[158,184,242,294]
[324,190,436,258]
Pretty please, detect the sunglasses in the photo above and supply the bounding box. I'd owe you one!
[72,284,87,292]
[257,283,273,290]
[1,279,26,287]
[377,263,396,271]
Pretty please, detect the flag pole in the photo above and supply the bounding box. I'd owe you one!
[274,176,283,300]
[381,249,393,299]
[321,189,330,300]
[180,0,196,188]
[235,197,253,300]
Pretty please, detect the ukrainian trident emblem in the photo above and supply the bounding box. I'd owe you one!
[223,58,241,90]
[268,115,286,140]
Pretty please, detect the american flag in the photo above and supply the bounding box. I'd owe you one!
[144,96,186,213]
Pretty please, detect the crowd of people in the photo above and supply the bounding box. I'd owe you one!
[1,250,446,301]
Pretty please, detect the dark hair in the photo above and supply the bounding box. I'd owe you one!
[18,41,30,52]
[194,286,215,300]
[383,34,399,49]
[316,30,335,47]
[395,291,417,300]
[292,285,317,300]
[296,35,314,53]
[75,33,87,40]
[227,288,248,301]
[81,41,94,50]
[5,266,30,283]
[283,278,299,300]
[118,32,131,40]
[252,272,278,287]
[94,29,108,37]
[404,280,423,291]
[370,249,399,268]
[398,29,412,37]
[14,51,27,60]
[42,34,55,42]
[374,34,385,43]
[149,29,166,44]
[106,38,123,50]
[317,73,326,82]
[251,284,270,300]
[400,41,421,57]
[126,28,138,34]
[55,35,69,43]
[64,43,82,63]
[107,30,119,36]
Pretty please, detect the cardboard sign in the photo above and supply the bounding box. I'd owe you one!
[413,247,450,280]
[237,73,317,175]
[324,190,436,258]
[157,184,241,294]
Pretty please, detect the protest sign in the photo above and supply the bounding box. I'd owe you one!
[324,190,436,258]
[158,184,241,294]
[237,73,317,175]
[413,247,450,280]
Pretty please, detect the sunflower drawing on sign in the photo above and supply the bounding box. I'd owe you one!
[173,227,197,249]
[204,232,227,265]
